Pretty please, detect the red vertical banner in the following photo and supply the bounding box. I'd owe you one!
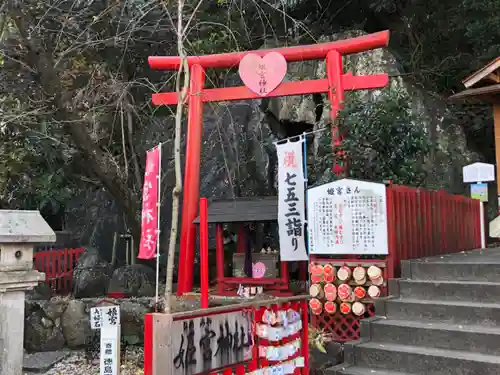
[138,147,160,259]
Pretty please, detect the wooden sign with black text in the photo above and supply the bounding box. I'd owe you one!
[169,310,253,375]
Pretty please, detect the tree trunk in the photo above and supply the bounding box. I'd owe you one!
[164,0,190,313]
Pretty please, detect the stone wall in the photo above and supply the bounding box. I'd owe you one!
[24,296,156,352]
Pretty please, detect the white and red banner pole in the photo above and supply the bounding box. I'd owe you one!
[138,144,162,304]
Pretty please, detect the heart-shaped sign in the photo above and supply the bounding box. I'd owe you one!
[239,52,287,97]
[252,262,267,278]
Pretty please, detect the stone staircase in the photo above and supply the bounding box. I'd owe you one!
[329,248,500,375]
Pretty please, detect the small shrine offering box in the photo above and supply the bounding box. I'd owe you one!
[307,179,389,255]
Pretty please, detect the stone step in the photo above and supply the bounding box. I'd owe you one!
[370,318,500,356]
[354,342,500,374]
[385,298,500,326]
[402,250,500,282]
[398,279,500,302]
[328,364,411,375]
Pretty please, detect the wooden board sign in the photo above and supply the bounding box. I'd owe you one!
[307,179,389,255]
[169,310,253,375]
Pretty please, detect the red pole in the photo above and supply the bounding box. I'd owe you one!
[326,49,346,177]
[215,224,225,295]
[280,259,289,286]
[143,314,153,375]
[200,197,209,309]
[301,299,310,375]
[385,186,396,280]
[178,64,206,295]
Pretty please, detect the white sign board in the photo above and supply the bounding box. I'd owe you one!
[462,162,495,183]
[90,304,121,375]
[276,139,308,261]
[169,310,252,375]
[307,179,389,255]
[90,305,121,330]
[100,325,120,375]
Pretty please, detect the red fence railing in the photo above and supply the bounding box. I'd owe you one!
[386,185,483,278]
[33,248,84,295]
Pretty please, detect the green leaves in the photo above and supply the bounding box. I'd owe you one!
[315,88,431,187]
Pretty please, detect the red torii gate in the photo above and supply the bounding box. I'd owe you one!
[148,31,390,295]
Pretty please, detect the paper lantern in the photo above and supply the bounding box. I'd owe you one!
[354,286,366,300]
[372,276,384,286]
[352,302,366,316]
[355,277,367,285]
[367,265,382,281]
[316,264,325,275]
[337,283,352,301]
[368,285,381,298]
[323,264,336,276]
[340,302,351,315]
[324,283,337,301]
[309,298,322,310]
[311,273,323,284]
[310,265,324,283]
[324,301,337,314]
[309,284,323,298]
[337,266,352,281]
[353,266,366,282]
[324,272,336,283]
[309,298,323,315]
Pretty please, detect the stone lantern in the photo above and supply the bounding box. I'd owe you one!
[0,210,55,375]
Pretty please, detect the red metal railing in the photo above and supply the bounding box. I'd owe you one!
[386,185,482,278]
[33,248,84,295]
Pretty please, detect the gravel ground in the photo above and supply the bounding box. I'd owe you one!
[24,347,144,375]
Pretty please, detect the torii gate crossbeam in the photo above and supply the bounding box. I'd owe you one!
[148,31,390,295]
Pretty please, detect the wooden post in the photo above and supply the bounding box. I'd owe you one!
[494,104,500,214]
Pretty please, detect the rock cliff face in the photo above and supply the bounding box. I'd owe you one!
[64,30,481,255]
[266,31,480,192]
[24,297,159,352]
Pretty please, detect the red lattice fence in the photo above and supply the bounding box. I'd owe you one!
[33,248,84,295]
[309,259,388,342]
[386,185,482,277]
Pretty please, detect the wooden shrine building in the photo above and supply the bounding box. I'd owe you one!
[450,57,500,208]
[192,197,306,296]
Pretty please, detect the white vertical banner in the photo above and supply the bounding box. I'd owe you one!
[100,325,120,375]
[276,139,308,261]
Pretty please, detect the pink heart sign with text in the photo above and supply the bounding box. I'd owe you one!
[252,262,267,279]
[239,52,287,97]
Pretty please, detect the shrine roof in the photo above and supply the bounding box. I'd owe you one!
[193,197,278,224]
[449,82,500,102]
[462,57,500,88]
[449,56,500,103]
